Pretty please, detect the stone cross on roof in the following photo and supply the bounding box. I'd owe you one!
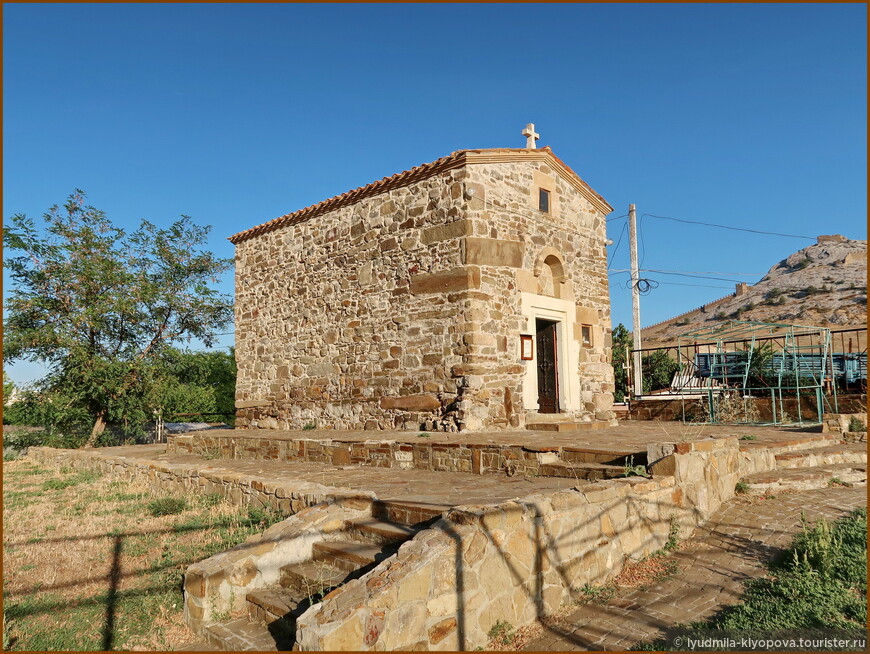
[522,123,540,149]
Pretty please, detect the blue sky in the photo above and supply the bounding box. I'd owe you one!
[4,3,866,385]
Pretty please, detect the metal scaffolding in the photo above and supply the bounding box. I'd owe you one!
[674,320,835,426]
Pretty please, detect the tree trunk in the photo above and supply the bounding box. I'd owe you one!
[83,411,107,448]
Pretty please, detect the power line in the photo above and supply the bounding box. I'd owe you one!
[608,268,761,277]
[656,281,735,289]
[607,213,628,222]
[642,213,816,240]
[644,268,761,276]
[607,222,627,269]
[638,213,647,267]
[612,269,757,283]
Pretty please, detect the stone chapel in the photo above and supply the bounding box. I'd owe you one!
[230,128,616,432]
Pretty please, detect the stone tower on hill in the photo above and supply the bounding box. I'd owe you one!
[230,145,615,432]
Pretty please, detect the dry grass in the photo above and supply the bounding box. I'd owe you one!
[3,458,280,651]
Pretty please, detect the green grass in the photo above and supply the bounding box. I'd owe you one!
[146,497,188,516]
[3,459,287,651]
[41,470,100,491]
[633,507,867,650]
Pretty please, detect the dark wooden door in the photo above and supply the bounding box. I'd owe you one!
[536,319,560,413]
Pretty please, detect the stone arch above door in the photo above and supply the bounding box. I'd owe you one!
[533,247,568,299]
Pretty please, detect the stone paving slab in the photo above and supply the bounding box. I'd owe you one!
[66,444,583,508]
[522,485,867,651]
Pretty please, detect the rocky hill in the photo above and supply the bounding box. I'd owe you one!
[639,235,867,348]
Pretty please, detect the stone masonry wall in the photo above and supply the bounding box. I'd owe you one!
[233,152,614,432]
[294,438,740,650]
[628,393,867,422]
[234,167,470,432]
[456,160,614,429]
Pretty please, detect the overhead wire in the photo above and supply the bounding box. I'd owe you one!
[607,222,628,269]
[641,213,816,240]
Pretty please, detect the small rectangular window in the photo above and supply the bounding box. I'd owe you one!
[581,324,593,347]
[538,188,550,213]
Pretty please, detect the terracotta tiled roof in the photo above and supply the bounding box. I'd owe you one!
[228,147,611,244]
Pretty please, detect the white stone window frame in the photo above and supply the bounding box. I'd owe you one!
[520,292,581,414]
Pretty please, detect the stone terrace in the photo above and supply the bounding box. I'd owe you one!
[167,423,833,481]
[45,444,584,508]
[182,422,817,450]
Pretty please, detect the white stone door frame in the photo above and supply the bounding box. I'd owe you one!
[520,292,580,414]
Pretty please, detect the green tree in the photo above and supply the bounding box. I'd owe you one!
[148,348,236,424]
[3,371,15,404]
[611,323,631,402]
[3,191,233,445]
[641,350,680,394]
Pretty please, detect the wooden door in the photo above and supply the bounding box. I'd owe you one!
[536,319,560,413]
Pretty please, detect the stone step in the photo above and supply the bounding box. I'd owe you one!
[279,560,350,596]
[774,442,867,469]
[312,539,393,572]
[370,499,451,526]
[344,516,419,544]
[563,447,646,466]
[741,464,867,495]
[538,461,627,480]
[201,616,291,651]
[246,586,309,625]
[738,434,841,455]
[526,421,602,432]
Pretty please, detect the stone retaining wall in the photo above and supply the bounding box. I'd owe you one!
[294,437,740,650]
[166,432,639,477]
[628,393,866,422]
[26,446,374,516]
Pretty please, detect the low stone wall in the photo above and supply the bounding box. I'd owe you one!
[166,432,640,477]
[294,437,740,650]
[184,502,370,634]
[822,411,867,435]
[628,393,866,422]
[646,438,741,518]
[26,446,374,516]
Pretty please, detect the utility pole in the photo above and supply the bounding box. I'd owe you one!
[628,204,643,397]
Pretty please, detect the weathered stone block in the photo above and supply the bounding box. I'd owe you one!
[409,267,481,295]
[463,237,524,268]
[419,219,473,245]
[379,395,441,411]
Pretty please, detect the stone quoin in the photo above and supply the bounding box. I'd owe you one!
[230,142,616,432]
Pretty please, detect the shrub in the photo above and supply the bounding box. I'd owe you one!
[847,416,866,432]
[792,257,811,270]
[147,497,188,517]
[735,481,749,494]
[487,620,515,646]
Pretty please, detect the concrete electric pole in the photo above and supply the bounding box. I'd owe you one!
[628,204,643,397]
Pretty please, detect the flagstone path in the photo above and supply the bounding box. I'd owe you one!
[522,485,866,651]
